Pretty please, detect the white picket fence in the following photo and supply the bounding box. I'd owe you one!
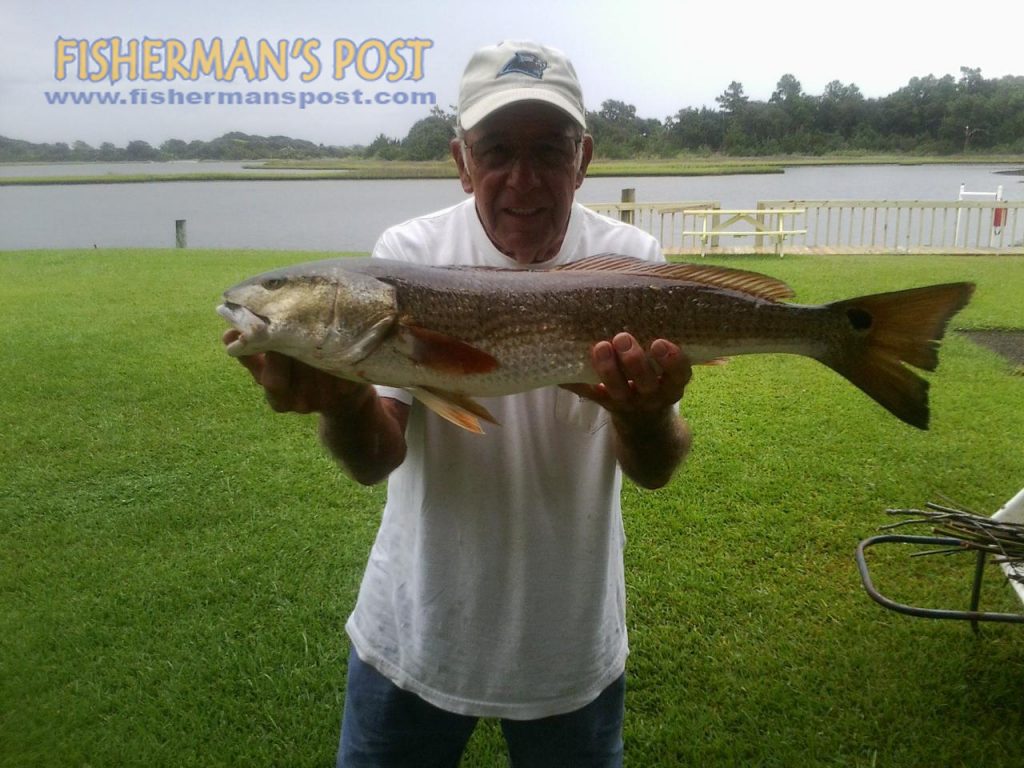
[587,197,1024,255]
[761,199,1024,253]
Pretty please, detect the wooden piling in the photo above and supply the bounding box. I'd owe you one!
[620,188,635,225]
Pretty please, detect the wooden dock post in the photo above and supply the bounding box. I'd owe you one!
[175,219,187,249]
[620,188,635,225]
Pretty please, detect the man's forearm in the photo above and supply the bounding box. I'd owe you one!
[612,406,691,490]
[318,390,408,486]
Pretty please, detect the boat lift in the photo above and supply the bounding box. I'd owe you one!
[954,183,1006,248]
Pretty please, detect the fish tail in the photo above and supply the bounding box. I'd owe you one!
[819,282,974,429]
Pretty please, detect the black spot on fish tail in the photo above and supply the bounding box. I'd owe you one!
[821,282,974,429]
[846,307,873,331]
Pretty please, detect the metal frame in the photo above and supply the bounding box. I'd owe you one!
[855,534,1024,632]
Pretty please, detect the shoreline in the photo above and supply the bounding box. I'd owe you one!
[2,155,1022,186]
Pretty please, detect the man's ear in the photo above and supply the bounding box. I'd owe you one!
[451,138,474,194]
[575,134,594,190]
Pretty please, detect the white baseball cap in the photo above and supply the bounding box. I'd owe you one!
[457,41,586,131]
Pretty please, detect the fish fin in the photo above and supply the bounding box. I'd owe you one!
[338,314,398,364]
[410,387,499,434]
[554,254,795,301]
[819,282,975,430]
[398,323,499,374]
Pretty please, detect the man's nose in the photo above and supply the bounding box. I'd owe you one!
[506,151,541,189]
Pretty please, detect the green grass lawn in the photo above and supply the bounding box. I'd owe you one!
[1,250,1023,767]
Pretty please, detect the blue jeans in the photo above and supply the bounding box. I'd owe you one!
[337,648,625,767]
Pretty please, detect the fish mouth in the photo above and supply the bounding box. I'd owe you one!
[217,302,271,356]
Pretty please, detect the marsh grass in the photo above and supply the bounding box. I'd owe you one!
[1,250,1022,766]
[4,153,1020,185]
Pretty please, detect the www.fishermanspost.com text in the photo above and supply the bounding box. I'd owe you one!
[43,87,438,110]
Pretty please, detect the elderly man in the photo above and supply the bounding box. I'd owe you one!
[228,41,692,767]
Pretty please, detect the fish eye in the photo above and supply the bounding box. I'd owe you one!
[261,278,287,291]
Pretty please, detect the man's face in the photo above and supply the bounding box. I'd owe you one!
[452,102,593,265]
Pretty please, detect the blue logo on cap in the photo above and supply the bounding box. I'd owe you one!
[498,51,547,79]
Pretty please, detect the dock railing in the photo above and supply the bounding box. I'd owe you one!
[760,199,1024,253]
[585,199,720,254]
[587,194,1024,255]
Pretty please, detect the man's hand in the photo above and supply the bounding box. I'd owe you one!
[563,333,691,416]
[222,329,408,484]
[563,332,692,489]
[222,329,373,415]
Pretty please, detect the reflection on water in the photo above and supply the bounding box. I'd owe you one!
[1,164,1020,251]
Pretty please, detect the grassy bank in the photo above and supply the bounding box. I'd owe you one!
[2,153,1022,185]
[0,158,771,185]
[0,170,371,185]
[1,249,1023,766]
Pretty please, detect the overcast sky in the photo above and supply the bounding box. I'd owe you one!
[3,0,1021,148]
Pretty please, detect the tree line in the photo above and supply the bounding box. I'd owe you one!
[3,67,1021,163]
[585,67,1023,157]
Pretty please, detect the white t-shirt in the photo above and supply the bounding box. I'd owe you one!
[345,198,663,719]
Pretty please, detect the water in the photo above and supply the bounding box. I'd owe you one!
[1,162,1020,251]
[0,160,270,178]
